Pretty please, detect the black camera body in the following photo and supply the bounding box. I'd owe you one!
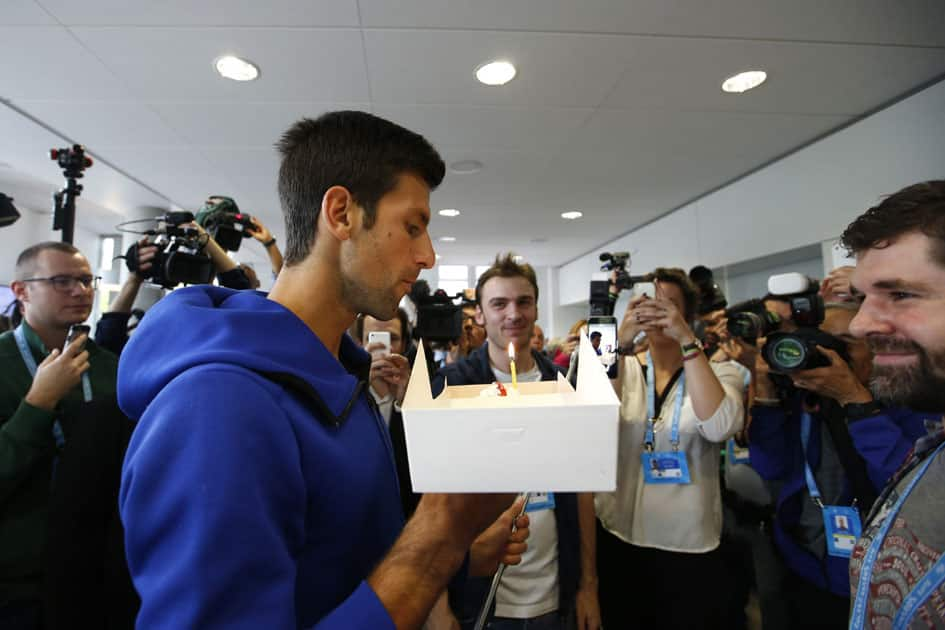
[203,211,255,252]
[125,211,213,289]
[412,284,464,343]
[726,298,782,343]
[758,273,840,373]
[591,251,647,317]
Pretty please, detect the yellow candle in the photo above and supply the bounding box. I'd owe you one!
[508,342,518,390]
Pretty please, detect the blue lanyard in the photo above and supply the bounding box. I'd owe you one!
[799,412,825,508]
[849,441,945,630]
[644,352,686,451]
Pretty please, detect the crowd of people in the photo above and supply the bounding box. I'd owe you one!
[1,110,944,630]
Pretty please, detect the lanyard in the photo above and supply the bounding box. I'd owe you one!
[644,353,686,451]
[14,325,92,403]
[799,412,825,508]
[849,440,945,630]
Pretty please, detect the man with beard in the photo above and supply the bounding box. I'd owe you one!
[841,180,945,629]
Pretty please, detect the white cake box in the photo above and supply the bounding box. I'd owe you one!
[401,335,619,492]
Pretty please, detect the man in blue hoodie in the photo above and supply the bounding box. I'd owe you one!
[433,254,599,630]
[118,111,528,630]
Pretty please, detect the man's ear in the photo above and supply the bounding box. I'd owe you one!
[475,304,485,327]
[319,186,360,242]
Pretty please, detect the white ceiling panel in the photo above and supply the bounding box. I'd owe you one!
[359,0,945,47]
[374,104,594,151]
[40,0,360,27]
[364,30,635,108]
[149,101,369,148]
[601,37,945,114]
[70,27,370,102]
[0,1,56,25]
[0,27,133,101]
[16,101,188,148]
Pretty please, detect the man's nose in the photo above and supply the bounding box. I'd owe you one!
[849,300,893,339]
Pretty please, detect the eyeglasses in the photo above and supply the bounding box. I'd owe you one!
[21,274,100,293]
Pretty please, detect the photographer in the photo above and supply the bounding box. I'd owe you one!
[94,237,158,355]
[185,219,254,290]
[747,302,927,628]
[591,268,744,630]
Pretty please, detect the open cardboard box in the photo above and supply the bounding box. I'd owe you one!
[401,335,619,492]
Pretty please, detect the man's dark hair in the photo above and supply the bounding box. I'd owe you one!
[475,253,539,305]
[590,331,602,340]
[15,241,82,280]
[840,180,945,265]
[354,308,410,345]
[276,111,446,266]
[650,267,700,323]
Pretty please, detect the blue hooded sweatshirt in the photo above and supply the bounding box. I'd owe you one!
[118,286,402,629]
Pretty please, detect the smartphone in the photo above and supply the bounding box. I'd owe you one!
[65,324,91,350]
[632,282,656,298]
[367,331,391,357]
[587,316,618,366]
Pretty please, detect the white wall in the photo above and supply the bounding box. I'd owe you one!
[0,208,100,285]
[556,78,945,317]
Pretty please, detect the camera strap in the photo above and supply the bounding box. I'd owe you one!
[849,440,945,630]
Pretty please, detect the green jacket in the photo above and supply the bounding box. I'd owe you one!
[0,322,118,603]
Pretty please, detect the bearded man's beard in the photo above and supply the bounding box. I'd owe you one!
[869,335,945,413]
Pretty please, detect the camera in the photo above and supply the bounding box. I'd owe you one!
[124,211,214,289]
[759,273,844,373]
[50,144,94,244]
[411,281,464,343]
[195,196,256,252]
[725,299,782,343]
[590,251,647,317]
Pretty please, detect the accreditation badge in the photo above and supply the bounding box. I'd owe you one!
[641,451,691,485]
[727,438,750,465]
[822,505,862,558]
[525,492,556,513]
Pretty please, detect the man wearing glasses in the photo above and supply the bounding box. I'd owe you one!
[0,241,117,629]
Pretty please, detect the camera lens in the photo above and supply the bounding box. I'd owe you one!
[767,336,807,371]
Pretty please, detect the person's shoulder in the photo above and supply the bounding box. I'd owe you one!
[0,330,17,357]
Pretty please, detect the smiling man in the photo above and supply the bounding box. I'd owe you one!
[117,112,528,630]
[841,180,945,629]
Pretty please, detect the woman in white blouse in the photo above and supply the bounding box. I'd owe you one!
[585,268,744,630]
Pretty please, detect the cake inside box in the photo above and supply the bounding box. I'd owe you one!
[432,378,576,408]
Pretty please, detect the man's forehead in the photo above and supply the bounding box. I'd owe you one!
[851,233,945,293]
[35,249,90,273]
[481,276,536,301]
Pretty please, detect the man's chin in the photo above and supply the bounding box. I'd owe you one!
[871,365,945,413]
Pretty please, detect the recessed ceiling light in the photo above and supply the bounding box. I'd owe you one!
[450,159,483,174]
[476,60,517,86]
[721,70,767,94]
[215,55,260,82]
[439,209,461,217]
[530,237,548,244]
[561,211,583,220]
[439,236,456,242]
[513,255,524,263]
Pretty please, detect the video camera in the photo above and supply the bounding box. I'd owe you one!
[590,251,647,317]
[195,196,256,252]
[411,281,465,343]
[124,211,214,289]
[726,299,782,344]
[759,273,847,373]
[50,144,93,244]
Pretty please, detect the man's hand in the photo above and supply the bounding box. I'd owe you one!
[366,343,410,404]
[132,237,158,280]
[247,218,274,244]
[468,496,530,577]
[720,337,759,371]
[790,345,872,406]
[24,334,90,411]
[820,266,856,303]
[576,580,602,630]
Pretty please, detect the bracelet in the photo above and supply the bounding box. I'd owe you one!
[682,349,701,362]
[263,237,277,248]
[753,397,781,407]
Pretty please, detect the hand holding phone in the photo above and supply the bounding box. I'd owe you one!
[367,331,391,357]
[65,324,91,351]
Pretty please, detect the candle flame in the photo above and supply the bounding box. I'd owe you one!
[508,342,515,360]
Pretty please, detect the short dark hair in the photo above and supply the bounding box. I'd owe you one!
[650,267,700,323]
[475,253,539,305]
[276,111,446,266]
[840,180,945,266]
[590,331,602,340]
[354,308,410,345]
[15,241,82,280]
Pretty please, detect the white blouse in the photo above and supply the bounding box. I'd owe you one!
[595,356,745,553]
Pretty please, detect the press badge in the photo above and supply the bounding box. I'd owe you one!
[727,439,750,465]
[525,492,556,512]
[822,505,862,558]
[641,451,691,484]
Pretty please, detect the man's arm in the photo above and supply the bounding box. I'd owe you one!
[247,218,284,277]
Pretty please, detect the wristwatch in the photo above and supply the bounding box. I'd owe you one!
[262,237,277,248]
[843,399,883,421]
[680,339,703,354]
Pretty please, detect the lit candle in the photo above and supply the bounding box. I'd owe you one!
[508,342,518,390]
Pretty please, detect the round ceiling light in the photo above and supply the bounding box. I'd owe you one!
[439,236,456,242]
[721,70,767,94]
[439,209,461,217]
[476,61,517,86]
[449,159,484,174]
[561,211,583,220]
[215,55,260,82]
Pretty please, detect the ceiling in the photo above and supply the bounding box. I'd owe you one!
[2,0,945,267]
